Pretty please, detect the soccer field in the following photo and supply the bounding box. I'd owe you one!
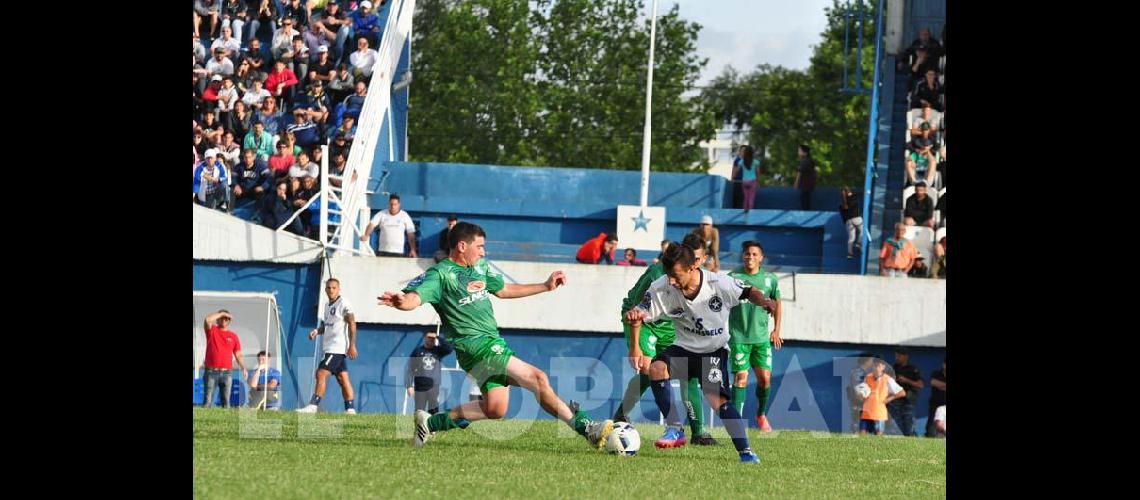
[193,408,945,498]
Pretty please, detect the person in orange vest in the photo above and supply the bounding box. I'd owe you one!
[575,232,618,265]
[859,357,907,436]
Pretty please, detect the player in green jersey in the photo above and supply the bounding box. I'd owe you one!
[379,222,614,448]
[613,234,717,445]
[727,240,783,431]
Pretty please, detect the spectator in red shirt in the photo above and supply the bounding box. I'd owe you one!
[268,141,296,178]
[202,75,224,115]
[576,232,618,265]
[199,310,247,408]
[265,60,300,109]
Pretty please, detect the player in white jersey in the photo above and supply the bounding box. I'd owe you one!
[297,278,359,414]
[625,243,777,464]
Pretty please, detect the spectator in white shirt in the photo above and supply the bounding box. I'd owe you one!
[933,405,946,437]
[205,48,235,78]
[361,194,418,257]
[241,79,272,108]
[216,77,239,123]
[210,25,242,60]
[288,150,319,179]
[272,18,301,60]
[348,36,379,80]
[219,131,242,167]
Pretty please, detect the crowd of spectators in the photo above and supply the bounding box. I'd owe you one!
[892,25,947,279]
[193,0,387,237]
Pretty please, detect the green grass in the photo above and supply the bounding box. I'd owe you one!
[194,408,945,498]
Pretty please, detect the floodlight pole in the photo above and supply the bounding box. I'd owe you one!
[638,0,659,208]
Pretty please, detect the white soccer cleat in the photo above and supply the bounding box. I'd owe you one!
[295,404,319,413]
[345,408,357,415]
[413,410,433,447]
[585,419,615,449]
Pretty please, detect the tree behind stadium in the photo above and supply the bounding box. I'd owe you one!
[697,0,879,188]
[409,0,716,172]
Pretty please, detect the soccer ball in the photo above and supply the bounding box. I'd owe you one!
[605,422,641,456]
[854,382,871,399]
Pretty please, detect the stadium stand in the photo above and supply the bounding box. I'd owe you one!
[193,0,391,233]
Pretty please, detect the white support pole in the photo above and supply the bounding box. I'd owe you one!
[638,0,659,208]
[319,145,330,246]
[260,299,271,410]
[274,298,282,410]
[387,91,395,162]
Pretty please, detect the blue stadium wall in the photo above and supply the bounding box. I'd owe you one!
[194,259,944,433]
[369,162,859,273]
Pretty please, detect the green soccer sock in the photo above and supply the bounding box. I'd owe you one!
[683,378,706,436]
[572,410,591,437]
[427,412,469,433]
[732,386,748,415]
[756,384,771,417]
[612,374,652,422]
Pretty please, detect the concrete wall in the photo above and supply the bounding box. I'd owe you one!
[328,256,944,346]
[192,205,323,264]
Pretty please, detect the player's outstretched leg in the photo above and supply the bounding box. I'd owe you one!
[612,373,652,423]
[505,356,612,448]
[415,395,488,447]
[648,361,687,448]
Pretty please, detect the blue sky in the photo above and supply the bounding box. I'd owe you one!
[666,0,835,86]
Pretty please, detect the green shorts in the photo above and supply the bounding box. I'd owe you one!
[622,321,675,358]
[455,336,516,394]
[729,342,773,372]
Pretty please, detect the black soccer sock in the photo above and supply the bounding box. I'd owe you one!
[719,402,752,453]
[650,379,682,428]
[309,394,322,406]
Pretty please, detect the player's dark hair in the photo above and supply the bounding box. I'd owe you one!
[660,241,696,270]
[326,278,340,285]
[680,233,705,252]
[449,222,486,250]
[605,233,618,243]
[218,309,230,314]
[742,240,764,254]
[389,193,400,202]
[257,350,269,357]
[625,248,637,257]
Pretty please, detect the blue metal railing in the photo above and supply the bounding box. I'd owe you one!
[858,0,886,275]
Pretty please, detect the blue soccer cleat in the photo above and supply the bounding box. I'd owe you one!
[740,451,761,464]
[654,426,687,449]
